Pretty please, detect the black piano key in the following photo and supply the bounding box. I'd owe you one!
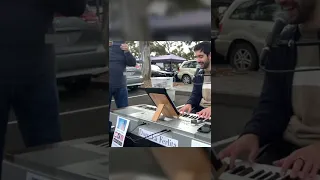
[249,170,265,179]
[266,173,281,180]
[237,167,254,176]
[258,171,273,180]
[230,165,246,174]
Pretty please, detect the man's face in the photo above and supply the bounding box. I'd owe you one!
[275,0,316,24]
[195,50,211,69]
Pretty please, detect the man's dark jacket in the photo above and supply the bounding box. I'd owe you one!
[242,25,301,147]
[187,68,204,108]
[0,0,86,83]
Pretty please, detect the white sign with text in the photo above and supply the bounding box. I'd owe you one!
[111,117,130,147]
[138,128,178,147]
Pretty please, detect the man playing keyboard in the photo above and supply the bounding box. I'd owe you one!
[179,42,211,120]
[219,0,320,179]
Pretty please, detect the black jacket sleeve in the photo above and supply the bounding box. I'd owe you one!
[241,44,295,147]
[124,52,137,67]
[53,0,86,16]
[186,69,203,107]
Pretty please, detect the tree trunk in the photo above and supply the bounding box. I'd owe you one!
[140,41,151,81]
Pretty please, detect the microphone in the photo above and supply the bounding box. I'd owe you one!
[260,13,288,66]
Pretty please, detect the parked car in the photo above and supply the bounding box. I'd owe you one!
[215,0,279,71]
[53,5,107,91]
[177,60,198,84]
[126,65,143,90]
[151,64,174,77]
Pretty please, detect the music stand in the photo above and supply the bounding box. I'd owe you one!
[145,88,180,122]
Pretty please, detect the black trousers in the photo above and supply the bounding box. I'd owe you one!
[256,140,300,165]
[0,80,62,176]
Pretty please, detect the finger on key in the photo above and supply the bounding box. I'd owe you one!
[290,159,304,178]
[300,161,313,179]
[281,156,294,176]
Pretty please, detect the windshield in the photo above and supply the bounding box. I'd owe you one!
[151,65,161,71]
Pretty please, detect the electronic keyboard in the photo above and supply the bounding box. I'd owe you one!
[139,104,211,125]
[219,159,320,180]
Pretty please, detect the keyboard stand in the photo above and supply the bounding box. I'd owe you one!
[148,92,179,122]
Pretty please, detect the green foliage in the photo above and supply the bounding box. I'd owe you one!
[126,41,203,61]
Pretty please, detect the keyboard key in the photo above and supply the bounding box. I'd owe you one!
[258,171,273,180]
[230,165,246,174]
[237,167,254,176]
[249,170,265,179]
[266,172,281,180]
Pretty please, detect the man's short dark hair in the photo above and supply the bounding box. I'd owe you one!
[194,41,211,56]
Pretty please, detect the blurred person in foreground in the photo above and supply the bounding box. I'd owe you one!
[219,0,320,179]
[0,0,86,176]
[179,42,211,119]
[108,41,136,131]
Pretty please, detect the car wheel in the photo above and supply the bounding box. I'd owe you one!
[182,75,192,84]
[229,42,258,71]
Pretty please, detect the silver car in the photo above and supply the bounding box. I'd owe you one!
[215,0,280,71]
[54,5,107,91]
[126,65,143,90]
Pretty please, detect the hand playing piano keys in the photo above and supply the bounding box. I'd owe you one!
[196,107,211,119]
[273,143,320,180]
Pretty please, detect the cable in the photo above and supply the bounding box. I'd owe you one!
[260,32,320,73]
[128,122,147,134]
[126,129,171,144]
[135,129,171,142]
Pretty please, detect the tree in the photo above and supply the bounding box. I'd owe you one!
[127,41,204,60]
[139,41,151,81]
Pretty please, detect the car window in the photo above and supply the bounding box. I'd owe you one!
[182,62,190,68]
[189,61,197,68]
[253,2,280,21]
[229,1,257,20]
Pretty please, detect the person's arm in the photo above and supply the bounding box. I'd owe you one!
[241,53,292,147]
[186,69,202,107]
[124,51,136,67]
[52,0,86,17]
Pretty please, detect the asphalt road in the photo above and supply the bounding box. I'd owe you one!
[5,83,108,151]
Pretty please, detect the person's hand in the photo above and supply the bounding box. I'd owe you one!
[120,43,129,52]
[273,143,320,180]
[179,104,192,114]
[197,107,211,119]
[218,134,259,168]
